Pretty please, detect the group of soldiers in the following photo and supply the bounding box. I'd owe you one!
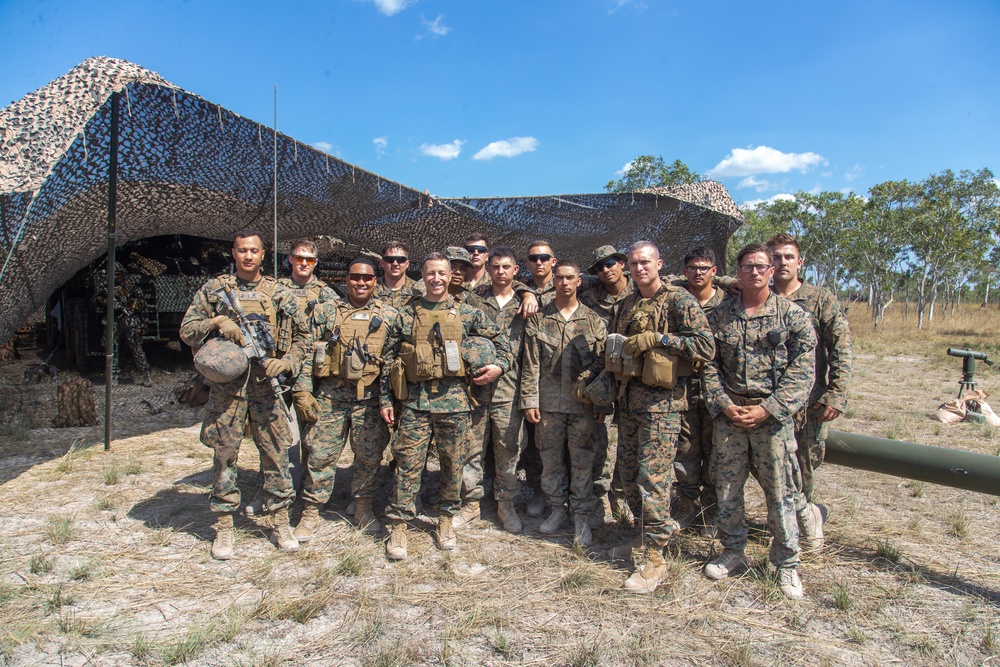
[179,227,851,600]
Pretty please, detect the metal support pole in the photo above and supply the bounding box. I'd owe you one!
[104,91,120,451]
[273,84,278,279]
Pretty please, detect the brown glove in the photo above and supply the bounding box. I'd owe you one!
[293,391,319,423]
[623,331,660,356]
[262,357,292,378]
[215,317,244,346]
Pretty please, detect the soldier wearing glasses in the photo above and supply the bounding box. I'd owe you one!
[292,257,401,540]
[377,241,419,311]
[462,234,493,289]
[701,243,816,600]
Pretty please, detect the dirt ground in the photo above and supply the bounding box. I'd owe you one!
[0,305,998,666]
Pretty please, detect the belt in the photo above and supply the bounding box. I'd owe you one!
[726,390,768,407]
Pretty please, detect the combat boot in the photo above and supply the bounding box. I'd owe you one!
[437,516,457,550]
[386,520,407,560]
[672,495,699,530]
[243,492,265,517]
[574,514,594,547]
[798,503,825,551]
[539,506,568,535]
[623,547,669,594]
[268,508,299,552]
[211,513,235,561]
[607,534,642,560]
[293,501,321,542]
[526,491,546,517]
[354,498,380,535]
[777,566,804,599]
[704,549,748,580]
[497,499,522,534]
[452,501,480,530]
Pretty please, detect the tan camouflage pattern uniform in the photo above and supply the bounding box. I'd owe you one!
[521,302,606,516]
[380,296,513,521]
[611,285,715,549]
[180,275,310,514]
[702,293,816,569]
[784,282,852,503]
[297,297,401,505]
[463,286,527,503]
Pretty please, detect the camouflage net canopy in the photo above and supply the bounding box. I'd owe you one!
[0,57,743,343]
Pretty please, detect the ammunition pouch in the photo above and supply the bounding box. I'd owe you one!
[640,349,693,390]
[399,306,465,382]
[605,333,642,378]
[313,341,333,379]
[342,346,365,382]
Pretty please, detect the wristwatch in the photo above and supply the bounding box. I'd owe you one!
[660,334,670,348]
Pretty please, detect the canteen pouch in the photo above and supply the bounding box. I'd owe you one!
[400,341,422,383]
[313,342,333,379]
[641,347,679,389]
[342,346,365,382]
[390,357,409,401]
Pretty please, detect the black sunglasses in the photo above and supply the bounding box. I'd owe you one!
[527,253,553,262]
[594,258,620,271]
[464,245,489,254]
[382,255,408,264]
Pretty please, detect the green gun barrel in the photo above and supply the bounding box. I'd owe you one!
[826,430,1000,497]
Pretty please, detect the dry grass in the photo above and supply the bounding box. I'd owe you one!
[0,305,998,665]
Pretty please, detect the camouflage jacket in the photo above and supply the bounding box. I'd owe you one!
[91,272,147,334]
[376,276,420,311]
[277,276,342,343]
[466,286,527,405]
[784,282,852,412]
[380,295,514,413]
[702,292,817,423]
[579,275,634,327]
[524,276,557,307]
[521,302,606,414]
[610,284,716,414]
[179,274,310,396]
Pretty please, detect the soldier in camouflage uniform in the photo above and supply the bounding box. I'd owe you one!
[462,233,493,289]
[179,229,311,560]
[768,233,852,551]
[377,241,420,311]
[455,247,528,533]
[701,243,816,600]
[379,253,513,560]
[91,263,152,386]
[291,257,401,541]
[522,259,606,546]
[610,241,715,594]
[277,239,343,341]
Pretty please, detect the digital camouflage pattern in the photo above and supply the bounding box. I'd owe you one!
[277,276,343,342]
[91,268,150,375]
[180,274,310,514]
[538,412,598,514]
[611,284,715,549]
[785,281,853,502]
[702,292,816,569]
[376,275,420,311]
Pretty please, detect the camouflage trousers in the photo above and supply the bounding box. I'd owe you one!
[537,411,598,515]
[617,410,681,549]
[387,408,470,522]
[462,401,525,502]
[200,380,294,514]
[591,415,620,499]
[105,324,150,374]
[793,407,828,506]
[300,394,390,505]
[518,422,543,489]
[675,398,717,512]
[711,416,801,569]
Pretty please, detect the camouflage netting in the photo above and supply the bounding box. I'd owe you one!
[0,57,742,343]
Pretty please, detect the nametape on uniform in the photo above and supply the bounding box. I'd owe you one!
[351,312,371,320]
[238,291,260,301]
[292,289,308,298]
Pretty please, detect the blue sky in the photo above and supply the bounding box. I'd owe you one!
[1,0,997,206]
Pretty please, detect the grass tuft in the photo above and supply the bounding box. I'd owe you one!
[30,553,54,574]
[161,626,212,665]
[831,582,852,612]
[874,538,901,563]
[721,633,754,666]
[68,560,96,581]
[103,463,120,486]
[45,515,76,546]
[909,480,926,498]
[55,438,89,474]
[563,637,602,667]
[945,509,970,539]
[558,566,594,593]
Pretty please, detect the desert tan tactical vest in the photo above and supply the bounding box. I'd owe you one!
[222,275,278,329]
[318,302,388,393]
[399,303,465,382]
[616,284,692,385]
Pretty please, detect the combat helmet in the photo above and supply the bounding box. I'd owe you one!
[194,337,249,383]
[461,336,497,372]
[582,369,618,407]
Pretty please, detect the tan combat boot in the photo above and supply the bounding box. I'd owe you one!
[437,515,457,550]
[497,499,522,534]
[386,520,408,560]
[798,503,825,552]
[354,498,380,535]
[269,508,299,552]
[623,547,669,594]
[211,513,235,561]
[452,501,480,529]
[293,501,321,542]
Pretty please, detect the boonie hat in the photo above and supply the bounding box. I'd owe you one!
[445,246,473,268]
[588,245,628,274]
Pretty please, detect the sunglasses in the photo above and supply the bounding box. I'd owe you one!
[348,273,376,282]
[465,245,489,254]
[594,258,620,271]
[291,255,317,266]
[527,253,553,262]
[382,255,408,264]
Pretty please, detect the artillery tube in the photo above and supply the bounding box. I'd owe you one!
[826,430,1000,497]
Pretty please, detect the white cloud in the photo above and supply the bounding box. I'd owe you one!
[419,139,464,160]
[418,13,451,38]
[472,136,539,161]
[615,160,633,177]
[608,0,648,13]
[312,141,333,153]
[844,164,865,182]
[707,146,827,178]
[373,136,388,158]
[739,193,797,210]
[737,175,783,192]
[367,0,415,16]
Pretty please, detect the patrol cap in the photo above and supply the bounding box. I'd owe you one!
[461,336,497,370]
[194,337,249,383]
[582,369,618,407]
[588,245,628,274]
[444,246,473,268]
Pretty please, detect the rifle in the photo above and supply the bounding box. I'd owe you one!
[216,284,300,447]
